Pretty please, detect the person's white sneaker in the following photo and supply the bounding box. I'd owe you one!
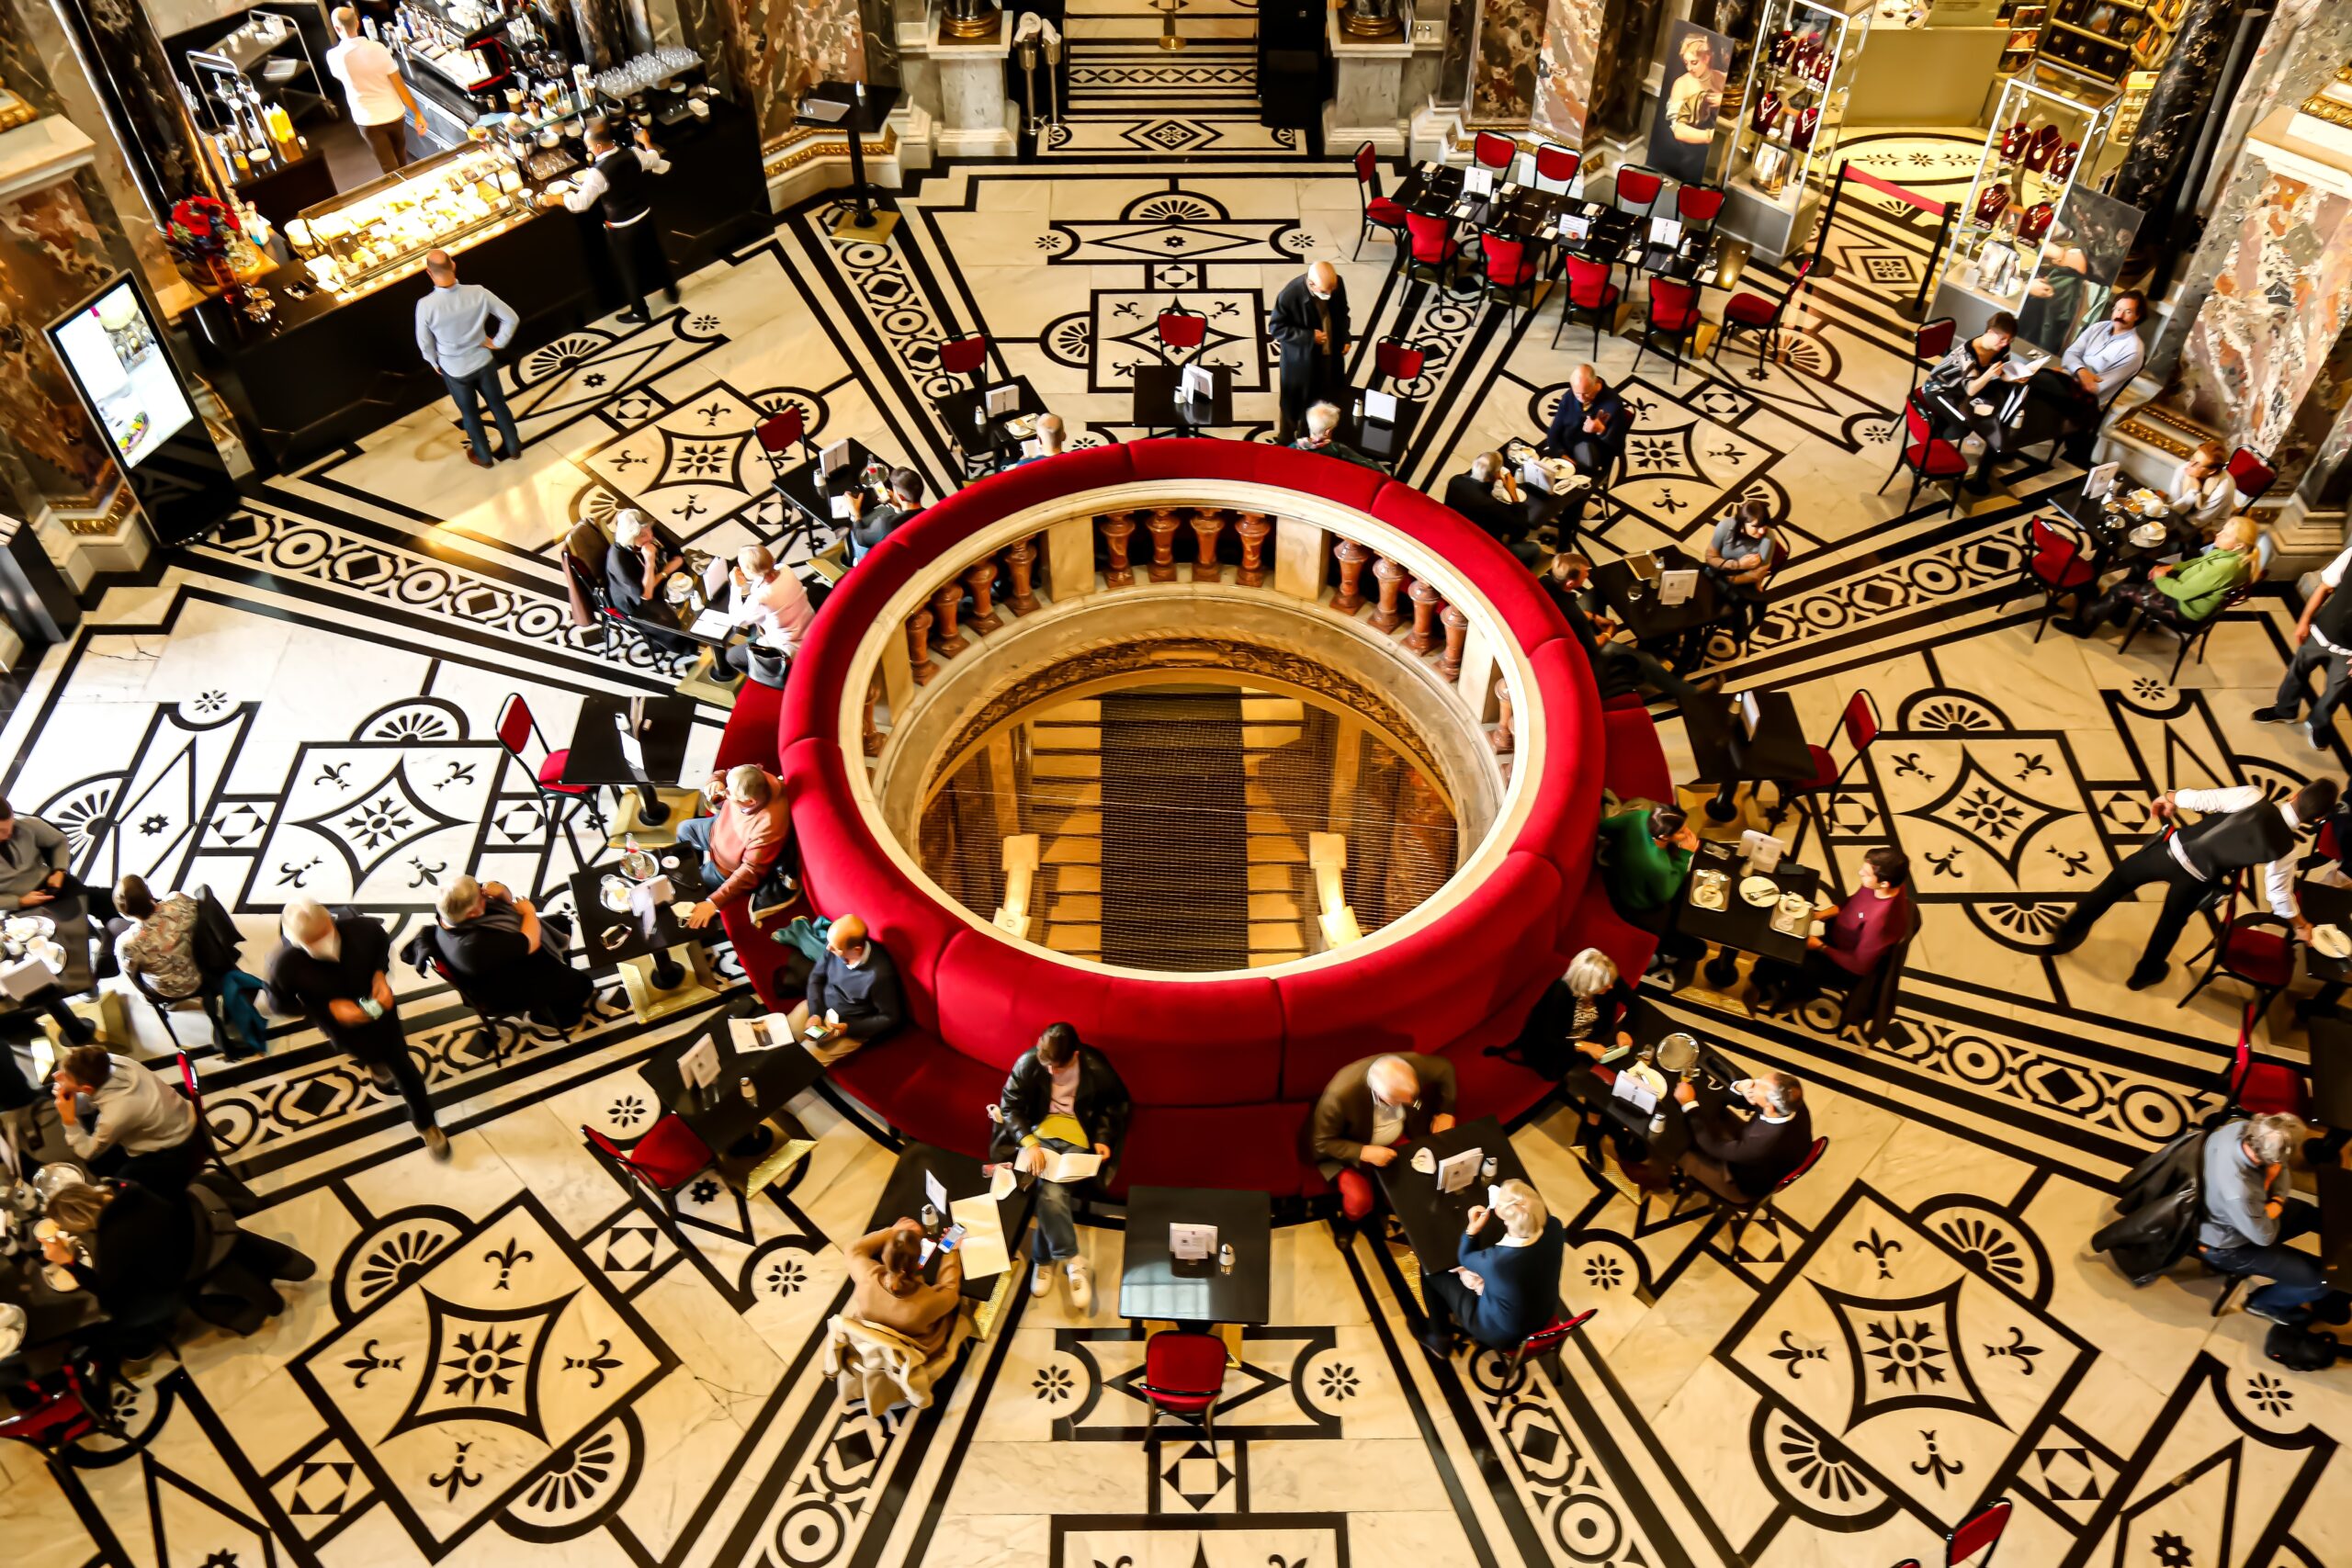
[1066,1258,1093,1316]
[1030,1258,1052,1299]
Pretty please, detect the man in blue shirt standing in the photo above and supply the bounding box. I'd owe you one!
[414,249,521,468]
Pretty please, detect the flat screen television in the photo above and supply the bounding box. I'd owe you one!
[47,276,198,470]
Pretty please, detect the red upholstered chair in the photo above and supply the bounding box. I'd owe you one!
[1374,338,1425,393]
[1674,183,1724,233]
[1473,130,1519,181]
[584,1117,714,1209]
[1770,689,1881,829]
[1506,1305,1596,1375]
[1552,254,1622,355]
[1633,276,1702,384]
[1531,141,1579,194]
[938,333,989,392]
[496,693,607,834]
[1712,254,1815,372]
[2177,874,2298,1017]
[2010,515,2096,642]
[1403,209,1462,286]
[1352,140,1408,259]
[2116,581,2251,683]
[1613,164,1664,217]
[1885,317,1956,435]
[1477,229,1541,321]
[1876,392,1969,519]
[0,1362,103,1453]
[754,405,814,477]
[1945,1499,2012,1567]
[2219,999,2311,1121]
[2227,446,2277,505]
[1156,305,1207,362]
[1138,1330,1230,1451]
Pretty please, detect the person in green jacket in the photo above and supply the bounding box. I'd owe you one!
[1597,804,1698,916]
[2065,514,2257,638]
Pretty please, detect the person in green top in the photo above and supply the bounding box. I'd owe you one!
[1597,803,1699,919]
[2064,514,2258,638]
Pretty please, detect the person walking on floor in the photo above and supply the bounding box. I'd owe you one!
[414,249,521,468]
[266,897,448,1159]
[2253,535,2352,751]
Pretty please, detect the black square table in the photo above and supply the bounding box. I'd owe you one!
[2052,482,2205,581]
[2319,1167,2352,1292]
[1130,363,1234,435]
[560,694,698,826]
[797,84,902,242]
[569,852,711,992]
[1116,1185,1272,1326]
[936,377,1046,471]
[1337,396,1421,466]
[1589,547,1727,666]
[866,1142,1035,1303]
[0,898,99,1043]
[0,1253,107,1387]
[2301,883,2352,987]
[1675,836,1824,987]
[639,1016,825,1159]
[1374,1115,1531,1267]
[773,436,881,536]
[1559,998,1740,1169]
[1681,688,1818,823]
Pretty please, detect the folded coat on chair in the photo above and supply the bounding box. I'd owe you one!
[822,1310,973,1413]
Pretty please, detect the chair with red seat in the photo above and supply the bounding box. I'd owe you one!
[0,1361,105,1455]
[1473,130,1519,182]
[1944,1499,2012,1567]
[1876,391,1970,519]
[2218,998,2311,1121]
[1374,337,1425,394]
[584,1116,716,1211]
[496,693,609,835]
[175,1049,263,1196]
[1883,317,1956,436]
[2008,515,2097,642]
[1506,1305,1597,1375]
[1632,276,1702,384]
[1477,229,1541,322]
[1613,164,1665,217]
[2177,873,2299,1018]
[1770,689,1882,830]
[1531,141,1579,194]
[753,404,816,479]
[1402,209,1462,286]
[1352,141,1409,259]
[938,333,989,393]
[2227,446,2278,506]
[1552,254,1622,354]
[1155,305,1207,363]
[1674,183,1724,234]
[1137,1329,1229,1453]
[1712,254,1816,372]
[2117,581,2251,684]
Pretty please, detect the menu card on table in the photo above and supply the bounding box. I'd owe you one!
[1169,1223,1218,1261]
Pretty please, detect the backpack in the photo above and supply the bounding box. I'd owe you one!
[2265,1322,2344,1372]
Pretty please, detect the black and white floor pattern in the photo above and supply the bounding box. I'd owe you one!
[3,129,2348,1568]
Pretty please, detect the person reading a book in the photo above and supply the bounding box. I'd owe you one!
[1923,312,2031,496]
[988,1023,1131,1315]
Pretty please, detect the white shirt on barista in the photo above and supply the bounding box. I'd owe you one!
[561,144,672,224]
[327,34,408,128]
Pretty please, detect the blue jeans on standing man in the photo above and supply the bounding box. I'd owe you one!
[442,364,522,463]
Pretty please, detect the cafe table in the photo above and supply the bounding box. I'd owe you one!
[936,376,1046,472]
[0,902,99,1045]
[639,1013,824,1167]
[1589,546,1726,669]
[2304,1015,2352,1130]
[2301,883,2352,994]
[1335,394,1420,467]
[568,852,722,1022]
[560,694,698,829]
[866,1143,1035,1332]
[1116,1184,1272,1327]
[772,434,881,538]
[1374,1116,1531,1268]
[1558,998,1741,1170]
[2051,481,2205,581]
[1679,688,1817,824]
[1674,836,1824,988]
[1130,363,1233,436]
[0,1244,107,1392]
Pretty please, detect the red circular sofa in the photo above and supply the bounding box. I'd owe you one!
[711,440,1671,1200]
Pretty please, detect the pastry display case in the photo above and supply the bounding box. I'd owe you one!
[283,144,529,299]
[1718,0,1875,264]
[1929,62,2117,336]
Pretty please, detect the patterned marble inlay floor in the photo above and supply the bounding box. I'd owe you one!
[2,131,2347,1568]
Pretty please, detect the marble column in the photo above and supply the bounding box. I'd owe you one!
[1588,0,1661,141]
[43,0,216,219]
[722,0,868,152]
[0,147,132,527]
[2148,6,2352,384]
[1530,0,1606,144]
[1707,0,1761,116]
[2105,0,2252,248]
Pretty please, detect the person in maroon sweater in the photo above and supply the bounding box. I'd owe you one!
[1748,846,1912,1011]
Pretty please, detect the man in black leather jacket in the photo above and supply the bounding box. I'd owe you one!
[989,1022,1131,1315]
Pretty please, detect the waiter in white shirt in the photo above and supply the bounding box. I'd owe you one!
[720,545,813,686]
[325,6,427,174]
[2027,288,2148,465]
[2256,536,2352,750]
[2047,778,2337,990]
[542,119,675,324]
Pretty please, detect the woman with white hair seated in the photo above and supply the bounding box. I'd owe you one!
[1419,1177,1566,1358]
[603,508,697,654]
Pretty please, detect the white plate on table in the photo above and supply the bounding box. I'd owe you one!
[599,875,636,913]
[2313,924,2352,960]
[2129,523,2167,547]
[1739,874,1781,908]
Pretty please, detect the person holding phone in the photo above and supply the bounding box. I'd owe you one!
[51,1045,200,1190]
[1417,1179,1566,1359]
[1922,311,2030,496]
[792,916,905,1065]
[989,1022,1131,1315]
[843,1217,969,1358]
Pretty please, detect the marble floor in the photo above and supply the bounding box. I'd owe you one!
[1,121,2346,1568]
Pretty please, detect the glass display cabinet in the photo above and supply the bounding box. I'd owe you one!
[1718,0,1874,264]
[283,144,529,299]
[1928,62,2117,337]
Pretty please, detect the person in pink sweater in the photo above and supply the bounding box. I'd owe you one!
[1748,847,1912,1011]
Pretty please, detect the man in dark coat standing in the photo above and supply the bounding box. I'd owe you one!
[266,897,447,1159]
[1271,261,1350,445]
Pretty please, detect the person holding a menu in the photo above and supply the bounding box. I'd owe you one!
[1270,261,1350,445]
[989,1021,1132,1315]
[846,468,927,563]
[1417,1179,1566,1359]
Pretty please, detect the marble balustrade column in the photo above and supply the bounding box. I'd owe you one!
[1102,513,1136,588]
[1439,604,1469,682]
[1332,539,1372,612]
[1370,558,1407,632]
[929,581,967,654]
[863,677,885,755]
[1235,513,1271,586]
[2105,0,2254,250]
[44,0,217,217]
[1005,536,1040,614]
[907,608,937,683]
[1406,579,1441,653]
[1190,509,1225,582]
[1145,508,1182,582]
[964,560,1002,634]
[1489,676,1515,754]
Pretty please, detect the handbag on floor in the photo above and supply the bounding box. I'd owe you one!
[2265,1322,2343,1371]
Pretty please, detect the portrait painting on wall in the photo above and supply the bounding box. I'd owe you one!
[2012,185,2143,354]
[1647,17,1732,186]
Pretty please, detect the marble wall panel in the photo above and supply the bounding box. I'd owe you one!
[2165,160,2352,458]
[722,0,868,152]
[0,177,124,510]
[1469,0,1544,124]
[1529,0,1603,144]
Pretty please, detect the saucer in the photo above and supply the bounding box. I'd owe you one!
[1739,874,1781,908]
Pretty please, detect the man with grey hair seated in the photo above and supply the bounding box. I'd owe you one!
[1014,412,1068,467]
[604,509,696,655]
[1292,400,1383,468]
[266,897,447,1159]
[1443,450,1547,564]
[2199,1111,2341,1325]
[402,874,591,1037]
[1310,1051,1459,1232]
[1669,1068,1809,1203]
[678,762,795,929]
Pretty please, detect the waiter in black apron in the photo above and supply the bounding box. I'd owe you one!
[545,119,678,324]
